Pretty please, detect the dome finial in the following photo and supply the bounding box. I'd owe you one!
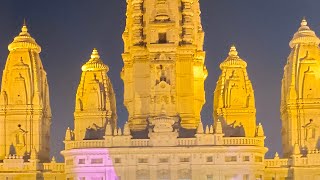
[301,17,308,26]
[91,48,100,59]
[228,44,238,56]
[21,19,28,33]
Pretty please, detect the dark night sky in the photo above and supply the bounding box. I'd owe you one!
[0,0,319,162]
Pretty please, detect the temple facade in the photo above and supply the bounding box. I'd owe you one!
[1,0,320,180]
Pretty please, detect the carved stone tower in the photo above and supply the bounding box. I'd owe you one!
[214,46,256,137]
[281,19,320,157]
[121,0,207,131]
[74,49,117,140]
[0,23,51,162]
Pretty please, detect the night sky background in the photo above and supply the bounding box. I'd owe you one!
[0,0,319,162]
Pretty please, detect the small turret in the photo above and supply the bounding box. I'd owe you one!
[274,152,279,159]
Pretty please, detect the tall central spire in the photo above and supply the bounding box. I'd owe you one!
[122,0,207,131]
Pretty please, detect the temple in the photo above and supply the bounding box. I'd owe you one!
[1,1,320,180]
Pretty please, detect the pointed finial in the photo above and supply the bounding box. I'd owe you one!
[256,123,265,137]
[118,127,122,136]
[196,121,204,134]
[105,122,113,136]
[65,127,72,141]
[215,119,223,134]
[205,125,210,134]
[301,17,308,26]
[209,125,214,134]
[21,19,28,33]
[51,156,56,163]
[91,48,100,59]
[274,152,279,158]
[113,128,118,136]
[228,45,238,56]
[123,122,131,136]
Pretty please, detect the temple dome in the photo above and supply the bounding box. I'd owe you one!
[220,45,247,69]
[8,22,41,53]
[81,48,109,72]
[289,18,320,48]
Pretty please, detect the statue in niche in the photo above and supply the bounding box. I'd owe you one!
[303,119,319,150]
[15,124,27,146]
[156,65,170,85]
